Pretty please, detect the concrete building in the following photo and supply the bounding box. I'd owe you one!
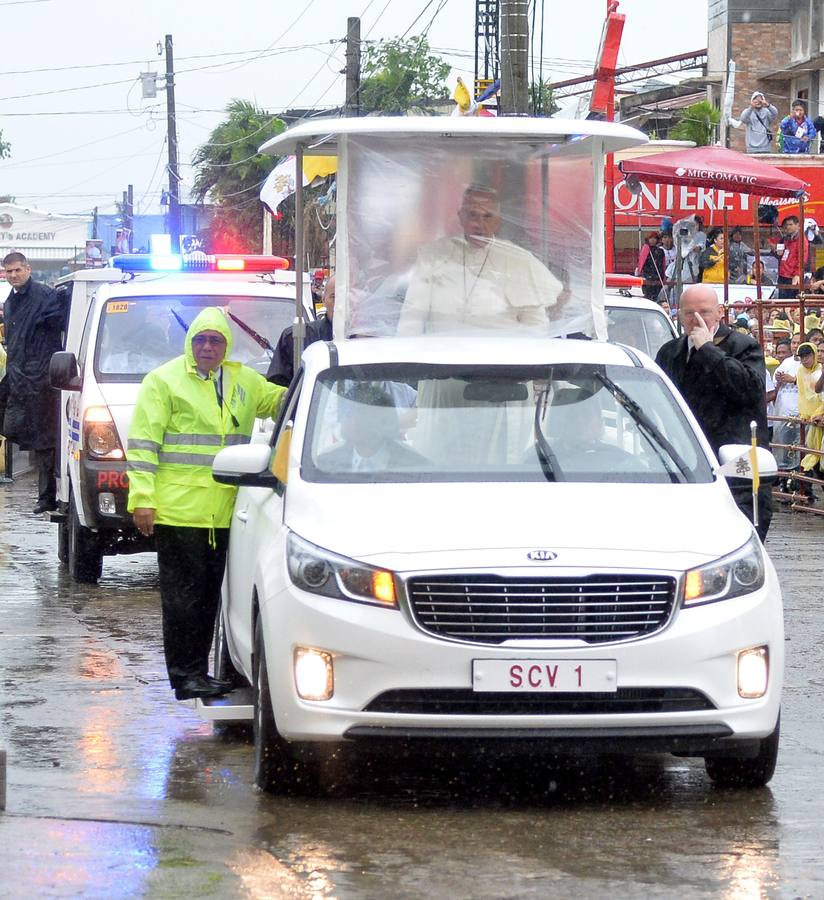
[707,0,798,152]
[0,203,91,282]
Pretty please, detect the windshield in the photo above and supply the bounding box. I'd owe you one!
[94,294,298,381]
[302,363,713,484]
[606,306,675,358]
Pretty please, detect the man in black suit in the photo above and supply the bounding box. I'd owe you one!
[316,383,426,474]
[267,275,334,387]
[655,284,772,539]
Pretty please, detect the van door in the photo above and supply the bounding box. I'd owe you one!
[224,375,302,671]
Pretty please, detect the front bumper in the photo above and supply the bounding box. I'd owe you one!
[259,569,783,754]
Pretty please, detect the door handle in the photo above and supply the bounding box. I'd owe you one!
[236,509,248,523]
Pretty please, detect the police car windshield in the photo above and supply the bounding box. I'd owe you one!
[302,363,714,484]
[95,295,295,381]
[606,306,675,358]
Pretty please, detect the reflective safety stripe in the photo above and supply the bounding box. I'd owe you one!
[127,460,158,472]
[128,438,161,452]
[163,432,222,446]
[158,451,216,466]
[162,432,252,446]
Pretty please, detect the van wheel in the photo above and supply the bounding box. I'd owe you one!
[67,494,103,584]
[57,519,68,565]
[705,715,780,788]
[252,617,319,795]
[213,608,243,686]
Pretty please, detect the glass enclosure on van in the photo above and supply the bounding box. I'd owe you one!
[94,295,298,380]
[303,363,713,485]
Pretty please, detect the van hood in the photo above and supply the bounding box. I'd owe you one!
[286,480,753,573]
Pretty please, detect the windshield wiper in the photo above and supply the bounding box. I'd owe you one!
[533,388,564,482]
[594,371,690,484]
[226,310,275,356]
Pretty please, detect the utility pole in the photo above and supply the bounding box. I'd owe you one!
[92,206,98,240]
[500,0,529,115]
[127,183,134,251]
[345,17,361,116]
[165,34,181,253]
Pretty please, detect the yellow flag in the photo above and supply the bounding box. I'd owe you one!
[750,428,760,495]
[453,76,472,112]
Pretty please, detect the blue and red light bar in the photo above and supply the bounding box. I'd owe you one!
[111,253,290,274]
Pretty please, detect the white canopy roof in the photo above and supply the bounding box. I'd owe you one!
[259,116,648,157]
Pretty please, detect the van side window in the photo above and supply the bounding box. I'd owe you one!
[76,295,97,370]
[271,370,302,444]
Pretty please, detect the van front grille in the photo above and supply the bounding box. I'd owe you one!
[406,574,677,645]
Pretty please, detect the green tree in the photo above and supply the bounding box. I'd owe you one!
[669,100,721,146]
[360,36,451,115]
[191,99,286,252]
[529,79,558,117]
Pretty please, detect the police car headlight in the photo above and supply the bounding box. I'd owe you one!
[683,534,765,606]
[286,533,397,608]
[84,406,125,460]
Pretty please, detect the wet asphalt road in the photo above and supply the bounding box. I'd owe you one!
[0,474,823,899]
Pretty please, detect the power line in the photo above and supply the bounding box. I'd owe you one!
[401,0,440,39]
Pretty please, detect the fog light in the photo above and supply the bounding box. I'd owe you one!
[98,492,116,515]
[737,646,769,699]
[294,647,333,701]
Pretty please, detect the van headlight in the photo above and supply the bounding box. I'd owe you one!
[682,534,765,607]
[286,533,397,608]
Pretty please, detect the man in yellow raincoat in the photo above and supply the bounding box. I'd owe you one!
[127,307,285,701]
[797,342,824,477]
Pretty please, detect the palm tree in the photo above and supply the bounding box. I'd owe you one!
[669,101,722,147]
[191,100,285,252]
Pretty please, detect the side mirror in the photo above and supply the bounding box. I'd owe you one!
[49,351,82,391]
[271,423,292,484]
[212,443,278,488]
[717,444,778,480]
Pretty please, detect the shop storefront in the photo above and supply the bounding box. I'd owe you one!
[0,203,91,285]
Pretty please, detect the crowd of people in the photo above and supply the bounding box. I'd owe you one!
[634,212,816,304]
[739,93,824,155]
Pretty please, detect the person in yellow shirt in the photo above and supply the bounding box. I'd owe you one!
[701,229,726,283]
[796,342,824,473]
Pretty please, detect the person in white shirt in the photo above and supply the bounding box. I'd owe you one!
[397,185,562,336]
[773,338,800,469]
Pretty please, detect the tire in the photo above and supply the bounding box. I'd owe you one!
[252,617,320,795]
[213,608,243,686]
[57,519,68,565]
[705,715,780,788]
[67,493,103,584]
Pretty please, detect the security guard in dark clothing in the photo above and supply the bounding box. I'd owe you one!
[0,252,65,513]
[267,275,334,387]
[656,284,773,540]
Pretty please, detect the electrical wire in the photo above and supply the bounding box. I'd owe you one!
[401,0,439,38]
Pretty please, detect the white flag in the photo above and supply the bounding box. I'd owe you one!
[260,156,309,213]
[718,450,756,480]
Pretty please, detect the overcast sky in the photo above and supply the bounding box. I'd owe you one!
[0,0,708,216]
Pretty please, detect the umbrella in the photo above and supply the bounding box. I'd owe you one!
[618,145,808,199]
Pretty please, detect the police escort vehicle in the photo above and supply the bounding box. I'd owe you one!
[49,253,313,583]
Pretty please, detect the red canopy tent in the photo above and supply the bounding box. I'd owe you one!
[618,144,808,199]
[618,145,811,318]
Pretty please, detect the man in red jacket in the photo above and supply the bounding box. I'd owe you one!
[775,215,802,299]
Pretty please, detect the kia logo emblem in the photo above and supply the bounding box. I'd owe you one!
[527,550,557,561]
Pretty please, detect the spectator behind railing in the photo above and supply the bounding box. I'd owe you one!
[740,92,778,153]
[780,101,817,153]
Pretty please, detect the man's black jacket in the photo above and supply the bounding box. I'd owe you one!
[0,278,65,450]
[655,322,769,454]
[266,316,333,387]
